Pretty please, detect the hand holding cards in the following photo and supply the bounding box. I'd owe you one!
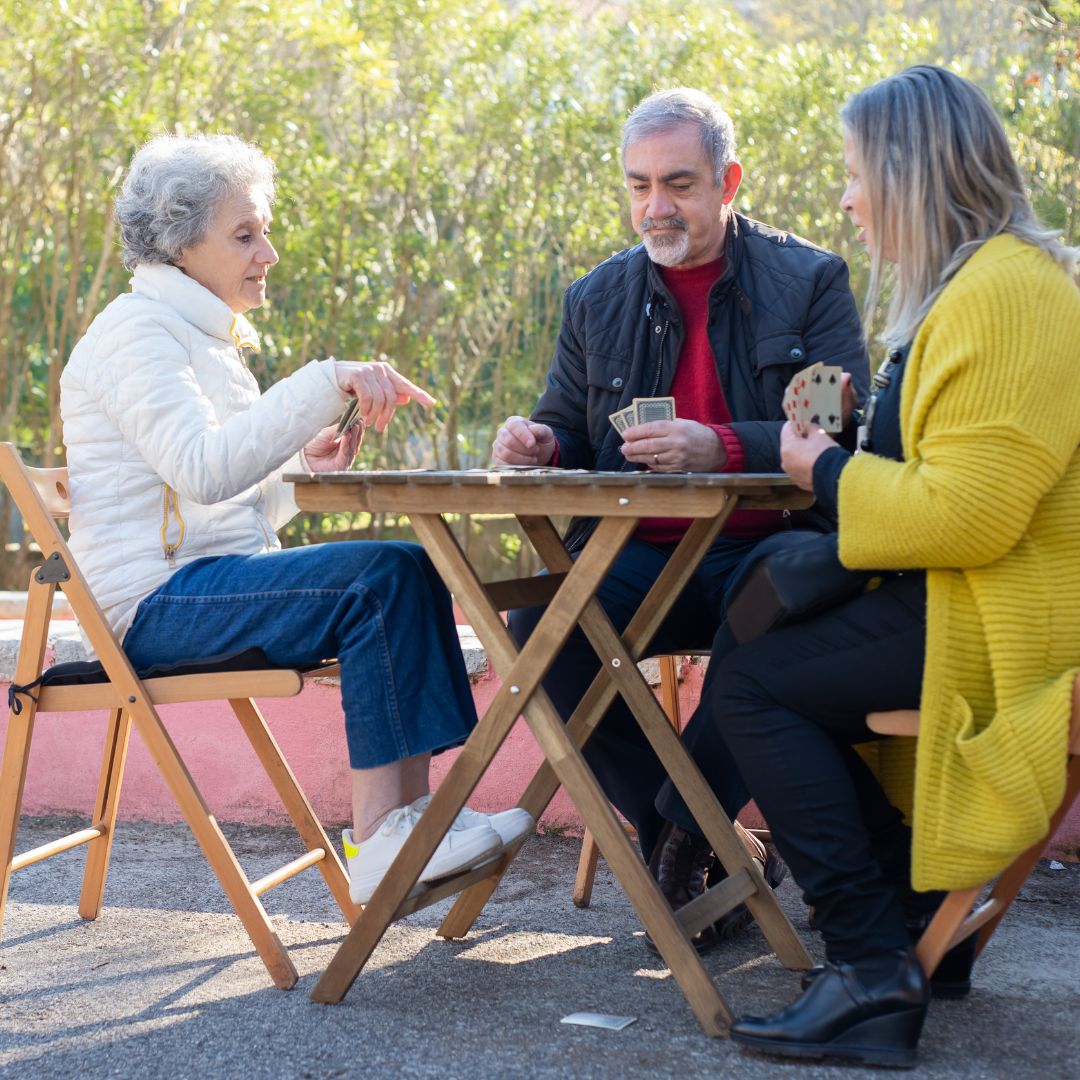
[782,362,843,434]
[608,396,677,437]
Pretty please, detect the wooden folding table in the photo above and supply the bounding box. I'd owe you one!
[288,468,814,1036]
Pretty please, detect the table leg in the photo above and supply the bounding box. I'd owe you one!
[311,514,639,1005]
[525,514,811,972]
[438,510,735,937]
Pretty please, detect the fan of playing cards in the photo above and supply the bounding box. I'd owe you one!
[782,363,843,433]
[608,396,676,437]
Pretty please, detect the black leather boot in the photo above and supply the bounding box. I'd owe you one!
[801,917,977,999]
[906,914,978,998]
[644,822,786,955]
[731,947,930,1068]
[645,823,722,953]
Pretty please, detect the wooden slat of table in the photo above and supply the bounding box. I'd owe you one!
[288,470,813,518]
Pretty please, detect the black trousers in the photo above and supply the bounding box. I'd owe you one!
[657,571,935,961]
[508,534,761,859]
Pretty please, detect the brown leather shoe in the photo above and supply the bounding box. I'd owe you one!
[644,821,786,954]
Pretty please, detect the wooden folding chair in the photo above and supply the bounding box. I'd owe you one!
[0,442,360,988]
[573,652,770,908]
[868,673,1080,980]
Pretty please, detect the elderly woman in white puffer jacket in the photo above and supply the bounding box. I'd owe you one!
[60,133,531,903]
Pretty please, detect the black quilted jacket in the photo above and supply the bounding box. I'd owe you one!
[531,212,870,551]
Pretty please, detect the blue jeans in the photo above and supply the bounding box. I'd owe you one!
[122,542,478,769]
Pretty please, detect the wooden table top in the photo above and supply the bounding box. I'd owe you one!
[287,468,814,517]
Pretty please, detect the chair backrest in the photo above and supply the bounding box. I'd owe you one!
[27,464,70,520]
[0,442,128,669]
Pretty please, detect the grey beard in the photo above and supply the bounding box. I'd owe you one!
[642,229,690,267]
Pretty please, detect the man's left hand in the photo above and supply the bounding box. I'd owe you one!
[780,422,836,491]
[621,419,728,472]
[303,421,364,473]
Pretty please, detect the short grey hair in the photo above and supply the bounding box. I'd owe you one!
[115,133,276,271]
[621,88,737,185]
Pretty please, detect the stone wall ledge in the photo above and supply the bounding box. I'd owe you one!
[0,612,672,686]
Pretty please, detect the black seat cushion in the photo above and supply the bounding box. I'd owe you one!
[40,646,279,687]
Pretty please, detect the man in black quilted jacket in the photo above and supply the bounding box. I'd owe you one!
[492,87,869,949]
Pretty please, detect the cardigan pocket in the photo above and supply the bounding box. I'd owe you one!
[950,694,1049,854]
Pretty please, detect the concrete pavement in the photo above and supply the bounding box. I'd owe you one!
[1,818,1078,1079]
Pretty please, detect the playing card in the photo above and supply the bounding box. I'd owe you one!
[608,406,636,439]
[806,363,843,433]
[560,1012,637,1031]
[782,366,814,431]
[794,362,822,428]
[336,398,361,436]
[782,379,801,425]
[632,396,676,425]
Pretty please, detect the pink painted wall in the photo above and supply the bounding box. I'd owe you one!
[3,659,1078,861]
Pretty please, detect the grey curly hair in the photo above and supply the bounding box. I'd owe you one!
[115,133,276,271]
[622,88,737,185]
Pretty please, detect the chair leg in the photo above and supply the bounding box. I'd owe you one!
[0,574,55,938]
[658,654,681,728]
[975,751,1080,957]
[78,708,132,920]
[123,698,299,989]
[915,885,983,977]
[228,697,361,925]
[0,701,38,938]
[571,654,684,910]
[572,830,600,908]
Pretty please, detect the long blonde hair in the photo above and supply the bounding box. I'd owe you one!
[841,65,1079,348]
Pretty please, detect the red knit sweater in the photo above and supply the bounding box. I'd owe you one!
[636,258,780,543]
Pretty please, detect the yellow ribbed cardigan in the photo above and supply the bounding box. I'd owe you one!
[838,235,1080,891]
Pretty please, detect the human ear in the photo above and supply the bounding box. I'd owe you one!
[721,161,743,205]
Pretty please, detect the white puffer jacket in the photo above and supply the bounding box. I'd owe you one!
[60,263,348,641]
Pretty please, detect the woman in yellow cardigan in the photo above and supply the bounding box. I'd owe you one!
[662,66,1080,1066]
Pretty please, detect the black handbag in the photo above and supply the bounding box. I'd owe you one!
[723,531,878,645]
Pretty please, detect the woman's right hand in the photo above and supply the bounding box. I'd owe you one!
[334,361,436,432]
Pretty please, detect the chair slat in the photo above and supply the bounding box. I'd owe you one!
[36,668,305,711]
[866,709,921,737]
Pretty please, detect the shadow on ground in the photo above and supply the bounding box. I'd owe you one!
[1,818,1077,1079]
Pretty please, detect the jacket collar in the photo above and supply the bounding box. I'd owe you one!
[131,263,260,350]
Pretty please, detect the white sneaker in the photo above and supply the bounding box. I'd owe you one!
[410,795,535,847]
[342,803,500,905]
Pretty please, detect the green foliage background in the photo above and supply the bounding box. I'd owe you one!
[0,0,1075,564]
